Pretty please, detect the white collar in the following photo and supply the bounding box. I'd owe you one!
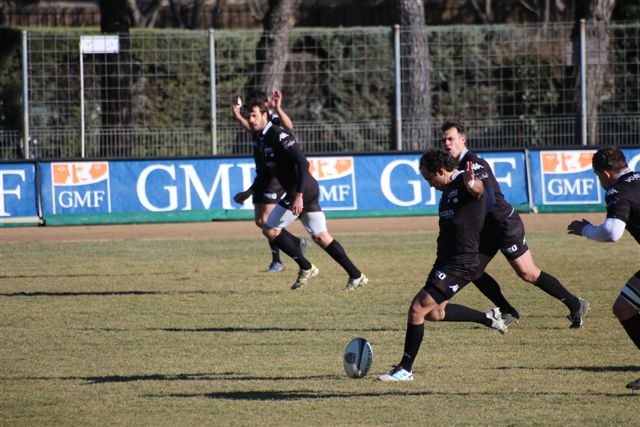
[262,121,273,135]
[458,147,468,162]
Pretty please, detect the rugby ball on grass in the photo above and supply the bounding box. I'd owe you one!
[343,337,373,378]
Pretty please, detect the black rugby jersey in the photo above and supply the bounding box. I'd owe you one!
[435,171,487,280]
[251,116,282,178]
[251,113,280,191]
[605,170,640,245]
[459,150,513,221]
[251,122,318,202]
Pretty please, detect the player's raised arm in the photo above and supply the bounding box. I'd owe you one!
[464,160,484,198]
[270,89,293,130]
[232,96,251,132]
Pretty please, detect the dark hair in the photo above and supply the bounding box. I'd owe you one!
[419,148,457,173]
[592,146,627,173]
[247,97,269,114]
[247,90,268,106]
[441,119,466,135]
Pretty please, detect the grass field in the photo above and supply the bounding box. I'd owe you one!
[1,220,639,426]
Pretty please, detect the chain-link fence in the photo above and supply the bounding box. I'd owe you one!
[1,22,638,160]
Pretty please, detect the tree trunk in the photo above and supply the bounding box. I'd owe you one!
[575,0,617,145]
[397,0,430,151]
[99,0,132,157]
[250,0,297,95]
[586,0,616,145]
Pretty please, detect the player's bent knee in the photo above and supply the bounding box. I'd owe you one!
[517,270,538,284]
[262,227,279,240]
[425,309,444,322]
[311,232,332,248]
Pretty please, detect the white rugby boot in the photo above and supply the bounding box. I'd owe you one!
[377,366,413,382]
[346,274,368,291]
[291,264,319,290]
[486,307,507,334]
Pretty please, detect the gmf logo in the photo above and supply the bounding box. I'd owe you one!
[50,162,111,214]
[308,157,356,210]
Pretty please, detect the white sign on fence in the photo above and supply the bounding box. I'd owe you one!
[80,35,119,54]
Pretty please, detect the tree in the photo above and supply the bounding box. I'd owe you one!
[575,0,617,145]
[166,0,204,29]
[396,0,430,150]
[249,0,298,96]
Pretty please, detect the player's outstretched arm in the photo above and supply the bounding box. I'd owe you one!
[568,217,626,242]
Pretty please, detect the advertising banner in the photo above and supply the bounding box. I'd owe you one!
[0,163,38,222]
[529,148,640,211]
[38,151,529,221]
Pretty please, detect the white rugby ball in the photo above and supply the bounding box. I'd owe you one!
[343,337,373,378]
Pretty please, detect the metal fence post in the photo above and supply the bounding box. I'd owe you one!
[393,25,402,151]
[79,38,86,158]
[579,19,587,146]
[21,30,29,159]
[209,29,217,155]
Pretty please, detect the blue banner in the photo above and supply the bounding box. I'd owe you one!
[529,148,640,208]
[0,163,38,220]
[38,152,529,216]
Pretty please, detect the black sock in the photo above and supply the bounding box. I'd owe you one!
[268,240,281,264]
[399,323,424,372]
[274,230,311,270]
[323,239,361,278]
[281,229,302,248]
[474,273,516,314]
[269,229,300,263]
[444,304,491,326]
[620,314,640,349]
[535,271,580,312]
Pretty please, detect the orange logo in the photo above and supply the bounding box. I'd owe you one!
[308,158,353,180]
[52,162,109,185]
[541,151,594,173]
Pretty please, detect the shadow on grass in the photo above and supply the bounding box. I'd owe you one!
[0,290,215,297]
[0,272,183,279]
[552,365,640,373]
[3,372,339,384]
[5,373,637,399]
[165,389,639,400]
[495,365,639,373]
[154,326,401,333]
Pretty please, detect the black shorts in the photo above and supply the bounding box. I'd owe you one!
[252,177,285,205]
[278,186,322,213]
[423,268,470,304]
[479,212,529,261]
